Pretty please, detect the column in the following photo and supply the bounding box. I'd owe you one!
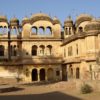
[37,69,40,82]
[45,69,48,81]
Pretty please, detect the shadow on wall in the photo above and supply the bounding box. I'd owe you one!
[0,46,62,83]
[0,91,82,100]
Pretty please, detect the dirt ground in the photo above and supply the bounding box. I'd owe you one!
[0,81,100,100]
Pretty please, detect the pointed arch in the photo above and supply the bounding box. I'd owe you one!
[10,45,17,56]
[32,26,37,34]
[47,68,54,81]
[76,68,80,79]
[11,27,18,35]
[78,27,83,32]
[0,45,4,56]
[31,45,38,56]
[3,26,7,34]
[39,45,45,56]
[40,68,45,81]
[47,45,52,55]
[32,69,38,81]
[45,26,52,35]
[38,26,44,35]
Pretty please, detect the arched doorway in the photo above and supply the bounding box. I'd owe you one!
[47,68,53,81]
[40,69,45,81]
[32,69,38,81]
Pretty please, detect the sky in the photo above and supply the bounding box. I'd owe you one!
[0,0,100,23]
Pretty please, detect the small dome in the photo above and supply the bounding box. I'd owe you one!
[31,13,50,18]
[64,16,73,27]
[22,17,30,25]
[53,17,60,24]
[10,17,19,23]
[10,17,19,26]
[0,15,7,22]
[30,13,53,24]
[84,19,100,32]
[75,14,92,27]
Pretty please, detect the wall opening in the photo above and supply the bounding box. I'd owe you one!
[0,45,4,56]
[76,68,80,79]
[32,45,37,56]
[40,69,45,81]
[32,69,38,81]
[47,68,53,81]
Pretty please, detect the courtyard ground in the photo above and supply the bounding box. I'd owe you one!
[0,81,100,100]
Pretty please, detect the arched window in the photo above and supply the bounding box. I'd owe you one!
[47,45,52,55]
[39,27,44,35]
[3,26,7,34]
[10,45,17,56]
[76,68,80,79]
[32,26,37,34]
[47,68,54,81]
[69,28,71,35]
[65,28,68,35]
[0,45,4,56]
[45,27,52,35]
[69,65,73,78]
[19,27,22,33]
[0,26,3,34]
[40,45,45,56]
[68,46,73,56]
[64,48,66,57]
[78,27,83,32]
[32,45,37,56]
[11,27,17,35]
[40,68,45,81]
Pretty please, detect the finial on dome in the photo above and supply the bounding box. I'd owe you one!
[68,15,71,19]
[40,11,42,13]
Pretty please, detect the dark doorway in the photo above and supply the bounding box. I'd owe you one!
[62,65,67,81]
[40,69,45,81]
[32,69,38,81]
[76,68,80,79]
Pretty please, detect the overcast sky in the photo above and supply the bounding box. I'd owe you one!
[0,0,99,23]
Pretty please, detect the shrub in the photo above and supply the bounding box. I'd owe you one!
[81,84,93,94]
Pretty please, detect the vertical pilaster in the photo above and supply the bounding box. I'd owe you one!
[37,69,40,82]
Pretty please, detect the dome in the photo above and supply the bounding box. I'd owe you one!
[22,17,30,25]
[53,17,60,24]
[0,15,7,22]
[30,13,53,24]
[75,14,92,27]
[10,17,19,23]
[64,16,73,27]
[31,13,50,18]
[84,19,100,32]
[10,17,19,26]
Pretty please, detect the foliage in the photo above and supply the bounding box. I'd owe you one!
[81,84,93,94]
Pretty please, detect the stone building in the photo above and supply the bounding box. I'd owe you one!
[0,13,100,82]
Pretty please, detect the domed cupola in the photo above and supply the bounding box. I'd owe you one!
[64,16,74,37]
[30,12,53,24]
[22,17,30,26]
[84,19,100,33]
[53,17,60,25]
[10,17,19,26]
[0,15,8,22]
[97,18,100,23]
[64,16,73,27]
[75,14,92,27]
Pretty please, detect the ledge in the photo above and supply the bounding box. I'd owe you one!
[62,31,100,46]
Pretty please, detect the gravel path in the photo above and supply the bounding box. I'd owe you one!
[0,81,100,100]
